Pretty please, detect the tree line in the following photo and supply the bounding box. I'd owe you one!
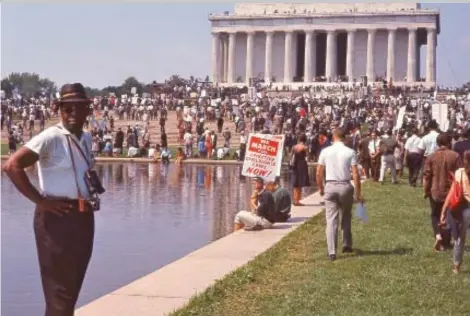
[1,72,211,99]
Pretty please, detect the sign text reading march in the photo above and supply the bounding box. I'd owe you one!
[241,134,283,182]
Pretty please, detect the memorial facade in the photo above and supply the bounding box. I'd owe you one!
[209,3,440,87]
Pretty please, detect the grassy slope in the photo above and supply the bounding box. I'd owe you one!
[171,181,470,316]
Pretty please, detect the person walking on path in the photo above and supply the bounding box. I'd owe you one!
[404,128,422,187]
[3,83,99,316]
[378,129,398,184]
[440,150,470,274]
[453,127,470,160]
[368,130,381,182]
[316,128,363,261]
[423,132,462,252]
[290,133,311,206]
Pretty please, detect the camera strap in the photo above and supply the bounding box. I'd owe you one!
[66,135,86,199]
[56,125,91,167]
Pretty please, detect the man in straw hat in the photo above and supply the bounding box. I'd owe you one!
[3,83,98,316]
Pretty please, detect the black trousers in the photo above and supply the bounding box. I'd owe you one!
[34,207,94,316]
[407,153,422,186]
[428,197,451,247]
[239,143,246,161]
[370,156,381,181]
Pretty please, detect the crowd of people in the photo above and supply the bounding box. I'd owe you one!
[2,83,470,275]
[3,80,470,316]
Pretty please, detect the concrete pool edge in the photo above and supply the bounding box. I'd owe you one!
[75,191,325,316]
[1,154,318,167]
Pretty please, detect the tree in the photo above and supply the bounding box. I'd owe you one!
[120,76,143,95]
[1,78,13,96]
[1,72,57,98]
[166,74,189,87]
[204,75,210,82]
[84,86,101,97]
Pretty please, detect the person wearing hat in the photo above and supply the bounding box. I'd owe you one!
[3,83,97,316]
[234,177,277,231]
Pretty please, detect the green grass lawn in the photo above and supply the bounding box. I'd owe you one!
[171,181,470,316]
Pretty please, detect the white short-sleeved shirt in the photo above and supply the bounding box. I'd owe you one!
[24,123,93,199]
[318,142,357,182]
[418,130,439,157]
[368,139,381,155]
[404,134,421,153]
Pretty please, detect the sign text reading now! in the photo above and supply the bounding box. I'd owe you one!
[245,167,270,177]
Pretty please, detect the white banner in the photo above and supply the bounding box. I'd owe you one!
[432,103,449,131]
[241,134,285,182]
[395,106,406,130]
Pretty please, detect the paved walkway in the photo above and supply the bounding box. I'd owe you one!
[75,191,325,316]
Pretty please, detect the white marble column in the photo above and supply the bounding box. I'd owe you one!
[227,32,236,84]
[325,30,336,81]
[211,32,220,83]
[386,28,396,83]
[219,35,225,82]
[366,28,376,83]
[265,31,273,83]
[346,30,355,83]
[426,27,436,83]
[223,37,228,82]
[407,27,417,83]
[245,32,255,85]
[304,31,314,83]
[284,31,293,83]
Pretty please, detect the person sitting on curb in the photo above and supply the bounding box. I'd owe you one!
[127,146,139,158]
[161,147,171,164]
[234,177,276,231]
[266,177,292,222]
[176,147,185,165]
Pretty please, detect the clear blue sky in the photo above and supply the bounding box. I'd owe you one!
[1,2,469,89]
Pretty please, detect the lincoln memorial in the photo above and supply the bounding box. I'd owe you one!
[209,3,440,88]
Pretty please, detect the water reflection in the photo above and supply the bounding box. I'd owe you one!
[1,163,316,316]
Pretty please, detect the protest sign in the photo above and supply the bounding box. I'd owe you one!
[432,103,449,131]
[395,106,406,130]
[242,134,285,182]
[131,87,137,95]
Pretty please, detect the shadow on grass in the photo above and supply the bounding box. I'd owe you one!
[288,217,311,223]
[301,203,325,207]
[355,247,414,257]
[268,217,312,230]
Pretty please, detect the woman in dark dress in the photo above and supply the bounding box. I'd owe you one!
[291,133,310,206]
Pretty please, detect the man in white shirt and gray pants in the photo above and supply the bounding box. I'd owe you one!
[316,128,363,261]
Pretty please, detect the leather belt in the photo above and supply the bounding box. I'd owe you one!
[42,196,95,213]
